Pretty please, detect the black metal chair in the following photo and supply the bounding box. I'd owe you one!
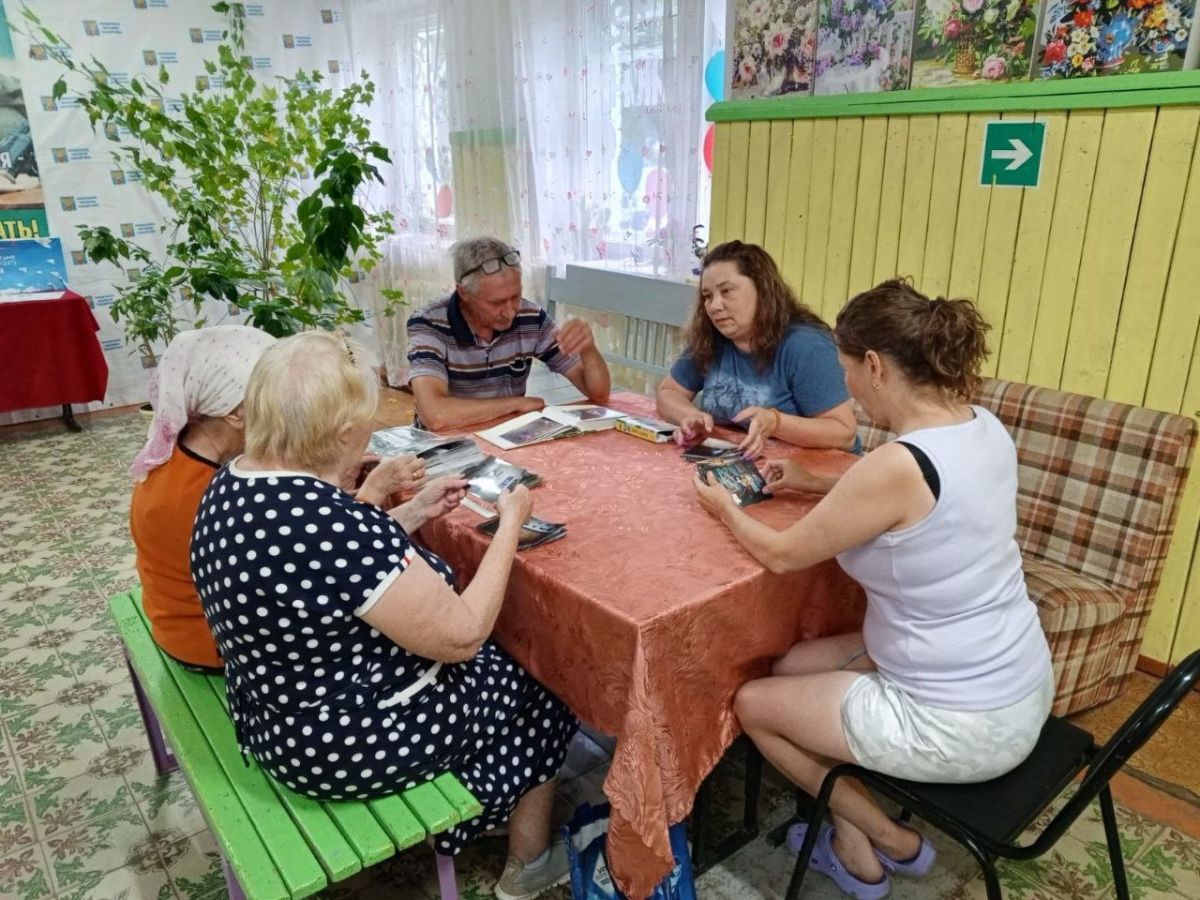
[786,649,1200,900]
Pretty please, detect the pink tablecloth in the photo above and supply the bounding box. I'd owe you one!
[420,394,865,898]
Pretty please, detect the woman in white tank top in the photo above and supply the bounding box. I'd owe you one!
[693,280,1053,900]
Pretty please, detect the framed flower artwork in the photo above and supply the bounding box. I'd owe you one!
[729,0,819,99]
[813,0,918,94]
[911,0,1041,86]
[1037,0,1196,77]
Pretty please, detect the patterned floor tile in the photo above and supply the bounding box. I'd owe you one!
[158,829,227,900]
[6,701,109,792]
[53,626,128,684]
[1129,825,1200,899]
[0,845,54,900]
[42,801,150,896]
[55,861,172,900]
[29,770,138,843]
[130,771,208,842]
[0,790,37,861]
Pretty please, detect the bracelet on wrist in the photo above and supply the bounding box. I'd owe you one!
[769,407,782,436]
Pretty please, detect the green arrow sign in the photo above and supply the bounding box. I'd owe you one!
[980,121,1046,188]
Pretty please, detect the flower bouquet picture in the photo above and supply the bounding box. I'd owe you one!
[730,0,820,99]
[1037,0,1197,78]
[911,0,1040,87]
[813,0,917,94]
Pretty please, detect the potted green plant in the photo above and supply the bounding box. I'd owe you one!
[22,1,402,368]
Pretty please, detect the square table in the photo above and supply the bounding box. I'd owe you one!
[0,290,109,429]
[399,393,866,898]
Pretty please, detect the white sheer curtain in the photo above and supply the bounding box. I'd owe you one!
[346,0,723,382]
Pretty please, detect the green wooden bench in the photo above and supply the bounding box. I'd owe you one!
[109,589,482,900]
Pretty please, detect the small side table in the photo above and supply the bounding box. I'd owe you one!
[0,291,110,430]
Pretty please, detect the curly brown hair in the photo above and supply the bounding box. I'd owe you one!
[684,241,829,375]
[834,279,991,401]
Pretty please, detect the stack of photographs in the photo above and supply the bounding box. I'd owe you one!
[462,456,542,504]
[368,426,486,478]
[477,515,567,550]
[697,458,772,507]
[682,444,742,463]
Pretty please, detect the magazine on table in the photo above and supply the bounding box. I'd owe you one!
[462,455,541,504]
[542,403,626,432]
[476,514,567,550]
[368,426,485,478]
[697,457,771,507]
[615,414,677,443]
[475,411,583,450]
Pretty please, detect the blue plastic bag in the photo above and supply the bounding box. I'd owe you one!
[562,802,697,900]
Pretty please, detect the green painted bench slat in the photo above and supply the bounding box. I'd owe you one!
[109,594,292,900]
[402,780,460,834]
[169,659,328,897]
[368,794,429,851]
[202,677,373,878]
[433,773,484,821]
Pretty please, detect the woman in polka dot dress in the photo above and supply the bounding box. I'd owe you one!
[190,332,579,900]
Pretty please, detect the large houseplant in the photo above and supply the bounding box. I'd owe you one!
[22,2,401,363]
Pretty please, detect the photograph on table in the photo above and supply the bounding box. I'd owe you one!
[1036,0,1196,77]
[729,0,819,99]
[911,0,1040,87]
[813,0,917,94]
[477,514,567,550]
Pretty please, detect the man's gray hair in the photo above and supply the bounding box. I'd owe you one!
[452,236,521,292]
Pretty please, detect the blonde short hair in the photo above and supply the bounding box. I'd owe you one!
[244,331,378,471]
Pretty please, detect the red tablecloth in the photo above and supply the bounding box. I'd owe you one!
[419,394,866,899]
[0,291,109,414]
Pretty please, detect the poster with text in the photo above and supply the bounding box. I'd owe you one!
[0,0,47,240]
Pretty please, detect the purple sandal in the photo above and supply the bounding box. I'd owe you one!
[787,822,891,900]
[874,820,936,876]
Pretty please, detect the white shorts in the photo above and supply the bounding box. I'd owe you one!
[840,667,1055,784]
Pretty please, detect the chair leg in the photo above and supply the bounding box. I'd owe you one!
[961,835,1004,900]
[1099,784,1130,900]
[434,851,460,900]
[690,773,712,872]
[126,658,179,776]
[743,740,763,835]
[784,819,821,900]
[221,854,248,900]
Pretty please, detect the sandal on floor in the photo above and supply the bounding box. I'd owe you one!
[786,822,891,900]
[874,820,936,876]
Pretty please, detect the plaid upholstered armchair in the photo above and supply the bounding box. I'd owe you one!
[854,378,1197,716]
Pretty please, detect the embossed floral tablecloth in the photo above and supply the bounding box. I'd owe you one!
[403,393,866,898]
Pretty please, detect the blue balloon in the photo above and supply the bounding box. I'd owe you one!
[617,145,643,195]
[704,50,725,103]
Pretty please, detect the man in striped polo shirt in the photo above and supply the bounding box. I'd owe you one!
[405,237,611,431]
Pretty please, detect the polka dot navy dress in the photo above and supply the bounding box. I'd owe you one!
[190,460,578,853]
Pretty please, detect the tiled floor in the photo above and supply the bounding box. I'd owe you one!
[1,408,1198,900]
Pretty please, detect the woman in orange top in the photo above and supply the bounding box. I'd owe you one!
[129,326,280,669]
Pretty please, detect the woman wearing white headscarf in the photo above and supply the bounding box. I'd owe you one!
[130,325,422,670]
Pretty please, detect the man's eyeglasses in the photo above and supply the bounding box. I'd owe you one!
[460,250,521,280]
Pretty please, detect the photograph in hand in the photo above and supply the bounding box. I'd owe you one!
[477,514,567,549]
[463,456,537,504]
[698,458,771,507]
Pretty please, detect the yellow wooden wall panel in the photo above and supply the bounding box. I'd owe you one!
[822,118,864,322]
[997,111,1069,383]
[848,117,888,298]
[781,120,815,298]
[1108,108,1200,406]
[1026,109,1105,389]
[1145,132,1200,415]
[801,119,837,307]
[946,115,994,304]
[1060,108,1157,397]
[742,121,772,246]
[976,112,1032,377]
[872,117,909,284]
[1143,461,1200,663]
[710,123,733,244]
[894,116,939,286]
[1165,339,1200,664]
[762,121,794,261]
[921,115,968,300]
[723,121,752,243]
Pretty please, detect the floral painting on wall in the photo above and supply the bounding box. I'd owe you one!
[911,0,1040,86]
[729,0,819,99]
[1038,0,1196,77]
[813,0,917,94]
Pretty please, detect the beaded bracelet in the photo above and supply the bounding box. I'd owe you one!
[769,407,782,436]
